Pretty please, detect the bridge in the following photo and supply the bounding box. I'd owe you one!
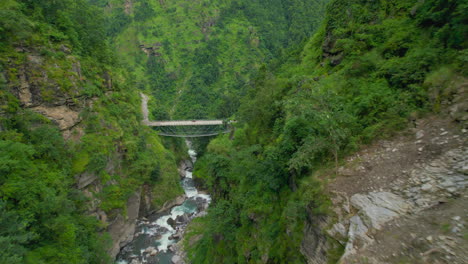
[141,93,234,137]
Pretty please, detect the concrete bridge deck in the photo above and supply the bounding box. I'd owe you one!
[144,120,225,127]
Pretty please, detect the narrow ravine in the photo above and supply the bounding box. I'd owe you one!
[116,141,211,264]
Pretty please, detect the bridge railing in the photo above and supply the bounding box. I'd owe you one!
[141,93,235,137]
[145,120,225,127]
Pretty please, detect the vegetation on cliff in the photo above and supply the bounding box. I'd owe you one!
[188,0,467,262]
[1,0,466,263]
[98,0,328,121]
[0,1,182,263]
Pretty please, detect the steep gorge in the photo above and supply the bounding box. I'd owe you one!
[0,0,467,263]
[183,0,467,263]
[1,1,184,262]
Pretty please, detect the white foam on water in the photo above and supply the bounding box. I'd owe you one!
[118,142,213,261]
[184,186,198,197]
[155,232,175,252]
[142,226,159,236]
[152,203,198,252]
[194,193,212,203]
[188,149,197,163]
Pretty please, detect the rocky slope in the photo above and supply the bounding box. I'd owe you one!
[310,115,468,264]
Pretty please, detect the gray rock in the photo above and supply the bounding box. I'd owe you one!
[167,218,176,229]
[458,165,468,175]
[76,172,98,189]
[351,192,410,230]
[426,235,433,243]
[415,198,430,206]
[416,130,425,139]
[421,183,435,192]
[107,190,141,259]
[157,195,187,213]
[300,215,329,264]
[328,222,347,239]
[439,179,456,188]
[341,215,373,261]
[172,255,182,264]
[447,187,458,193]
[452,175,467,182]
[176,214,190,224]
[451,226,461,233]
[144,246,156,253]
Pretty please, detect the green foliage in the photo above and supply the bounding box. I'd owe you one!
[0,201,35,264]
[0,0,183,262]
[187,0,467,262]
[111,0,329,120]
[0,129,109,263]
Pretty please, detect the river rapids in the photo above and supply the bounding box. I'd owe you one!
[116,144,211,264]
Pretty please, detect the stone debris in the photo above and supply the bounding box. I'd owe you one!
[331,147,468,263]
[416,130,425,139]
[130,259,142,264]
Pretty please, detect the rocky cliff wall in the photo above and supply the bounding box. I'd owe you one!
[305,115,467,264]
[2,47,183,260]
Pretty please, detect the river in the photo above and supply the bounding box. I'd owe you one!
[116,143,211,264]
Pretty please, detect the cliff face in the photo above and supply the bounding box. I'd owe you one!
[2,47,183,260]
[322,115,467,264]
[0,1,183,262]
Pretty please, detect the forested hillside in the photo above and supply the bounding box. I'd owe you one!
[99,0,328,120]
[0,1,183,263]
[188,0,467,263]
[1,0,466,263]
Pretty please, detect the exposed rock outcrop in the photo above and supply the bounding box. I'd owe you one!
[108,190,142,259]
[321,116,468,264]
[157,195,186,213]
[31,105,81,131]
[350,192,411,230]
[139,43,162,57]
[301,213,329,264]
[139,184,154,217]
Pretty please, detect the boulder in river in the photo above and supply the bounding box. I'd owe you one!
[169,232,182,240]
[176,213,190,224]
[172,255,182,264]
[167,217,176,229]
[130,259,142,264]
[157,195,187,213]
[144,246,156,253]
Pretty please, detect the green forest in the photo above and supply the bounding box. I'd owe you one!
[0,0,467,263]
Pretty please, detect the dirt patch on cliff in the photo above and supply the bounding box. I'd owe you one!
[328,115,466,197]
[324,115,467,264]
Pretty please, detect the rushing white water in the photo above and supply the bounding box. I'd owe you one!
[188,150,197,163]
[116,143,211,264]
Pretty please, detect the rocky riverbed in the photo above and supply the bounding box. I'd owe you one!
[116,146,211,264]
